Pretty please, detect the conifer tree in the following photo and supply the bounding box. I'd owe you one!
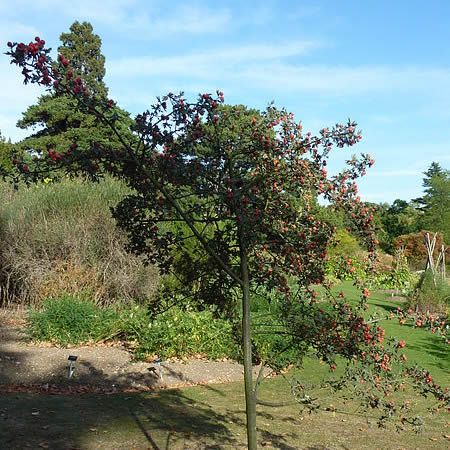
[0,130,13,173]
[17,21,131,155]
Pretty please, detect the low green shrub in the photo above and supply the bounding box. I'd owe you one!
[120,305,238,360]
[27,295,239,360]
[373,252,418,292]
[27,294,119,345]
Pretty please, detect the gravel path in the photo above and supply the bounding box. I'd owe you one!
[0,312,272,392]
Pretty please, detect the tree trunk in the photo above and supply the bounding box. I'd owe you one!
[239,232,257,449]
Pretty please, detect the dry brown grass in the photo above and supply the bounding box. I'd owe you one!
[0,177,159,307]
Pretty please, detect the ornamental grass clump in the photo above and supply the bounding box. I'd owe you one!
[0,177,158,307]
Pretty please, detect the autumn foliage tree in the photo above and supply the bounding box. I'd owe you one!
[5,38,448,449]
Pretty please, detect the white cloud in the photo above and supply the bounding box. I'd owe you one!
[0,22,42,43]
[140,5,232,35]
[0,1,232,37]
[108,40,323,77]
[369,169,422,177]
[235,64,450,95]
[108,40,450,99]
[0,0,138,25]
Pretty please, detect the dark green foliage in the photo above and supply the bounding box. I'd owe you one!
[410,162,449,243]
[380,199,421,251]
[0,131,13,173]
[17,21,133,157]
[59,22,107,98]
[420,173,450,243]
[414,162,447,212]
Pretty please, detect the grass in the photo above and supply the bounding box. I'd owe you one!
[1,283,448,449]
[27,294,120,346]
[334,281,449,384]
[0,177,158,307]
[0,376,447,449]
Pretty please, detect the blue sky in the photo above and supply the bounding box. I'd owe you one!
[1,0,449,203]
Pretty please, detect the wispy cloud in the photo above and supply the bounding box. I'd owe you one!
[0,22,42,43]
[108,40,324,77]
[369,169,422,177]
[108,42,450,99]
[0,0,138,26]
[0,1,232,37]
[234,64,450,95]
[138,5,232,35]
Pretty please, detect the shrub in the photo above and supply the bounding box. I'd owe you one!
[408,270,450,315]
[327,228,361,258]
[120,305,238,360]
[27,296,240,360]
[393,231,448,271]
[27,294,119,345]
[373,251,418,292]
[0,177,158,307]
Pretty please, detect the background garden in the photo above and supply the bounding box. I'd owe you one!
[0,20,448,450]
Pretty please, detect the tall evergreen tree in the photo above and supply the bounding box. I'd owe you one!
[421,171,450,243]
[59,21,107,98]
[0,130,13,173]
[414,162,446,211]
[17,21,131,155]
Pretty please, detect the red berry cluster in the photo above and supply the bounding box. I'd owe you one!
[393,307,448,342]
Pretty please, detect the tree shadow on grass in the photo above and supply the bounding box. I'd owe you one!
[0,321,302,449]
[258,428,299,450]
[0,388,244,449]
[0,329,241,449]
[403,334,449,372]
[369,298,404,314]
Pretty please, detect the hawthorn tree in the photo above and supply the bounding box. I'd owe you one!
[5,38,449,449]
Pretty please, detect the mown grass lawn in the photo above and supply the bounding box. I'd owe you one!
[0,283,448,449]
[334,281,449,384]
